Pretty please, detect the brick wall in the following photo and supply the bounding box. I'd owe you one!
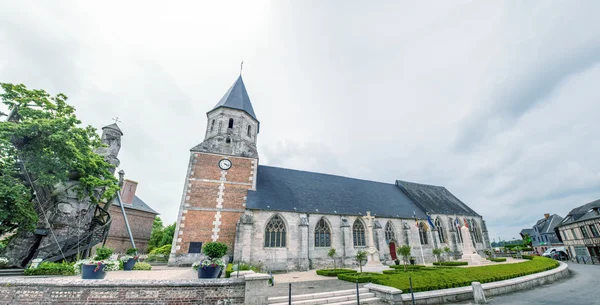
[0,278,245,305]
[172,152,256,265]
[105,205,156,253]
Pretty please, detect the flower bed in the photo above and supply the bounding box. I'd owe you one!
[338,256,559,292]
[316,269,357,276]
[432,261,468,266]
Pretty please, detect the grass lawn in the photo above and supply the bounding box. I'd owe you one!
[338,256,559,292]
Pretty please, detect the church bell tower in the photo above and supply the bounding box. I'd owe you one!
[169,75,259,265]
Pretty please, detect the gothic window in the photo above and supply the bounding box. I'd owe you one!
[471,220,482,243]
[419,222,428,245]
[264,214,286,247]
[314,218,331,247]
[435,218,446,243]
[353,220,366,247]
[247,125,252,137]
[384,221,395,242]
[210,119,215,132]
[226,137,231,144]
[228,118,234,129]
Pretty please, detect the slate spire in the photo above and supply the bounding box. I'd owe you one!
[210,75,258,121]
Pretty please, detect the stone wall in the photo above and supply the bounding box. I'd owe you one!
[105,205,156,253]
[0,278,245,305]
[235,211,489,271]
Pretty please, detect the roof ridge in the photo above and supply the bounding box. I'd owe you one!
[258,165,393,186]
[395,179,445,188]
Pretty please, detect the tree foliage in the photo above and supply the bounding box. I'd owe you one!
[0,83,119,236]
[147,216,175,253]
[396,245,412,271]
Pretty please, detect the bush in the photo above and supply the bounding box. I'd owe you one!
[94,247,114,260]
[522,255,534,260]
[149,244,171,256]
[226,262,263,277]
[316,269,357,276]
[390,264,425,270]
[203,242,228,259]
[432,261,468,266]
[337,272,378,283]
[133,262,152,270]
[339,256,559,292]
[126,248,138,255]
[490,258,507,262]
[24,262,75,276]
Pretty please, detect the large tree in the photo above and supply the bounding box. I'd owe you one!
[0,83,119,239]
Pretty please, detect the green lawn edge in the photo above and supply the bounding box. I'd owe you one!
[337,256,559,292]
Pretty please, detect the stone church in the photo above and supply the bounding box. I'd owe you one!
[168,75,490,271]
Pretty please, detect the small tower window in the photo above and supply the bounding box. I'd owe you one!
[226,137,231,144]
[228,118,234,129]
[247,125,251,137]
[218,121,222,134]
[210,119,215,132]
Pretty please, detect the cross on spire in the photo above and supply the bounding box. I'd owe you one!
[112,117,121,124]
[240,61,244,75]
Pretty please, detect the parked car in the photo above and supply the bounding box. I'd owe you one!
[542,247,566,258]
[551,250,569,260]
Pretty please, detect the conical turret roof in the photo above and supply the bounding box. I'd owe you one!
[210,75,258,121]
[102,123,123,135]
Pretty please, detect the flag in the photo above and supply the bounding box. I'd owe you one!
[427,215,436,230]
[422,222,429,230]
[463,218,469,228]
[455,217,460,228]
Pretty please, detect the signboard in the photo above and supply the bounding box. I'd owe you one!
[575,246,589,257]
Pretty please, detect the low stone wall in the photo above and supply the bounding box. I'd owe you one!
[0,277,246,304]
[396,261,569,304]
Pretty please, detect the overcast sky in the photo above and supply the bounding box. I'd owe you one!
[2,1,600,241]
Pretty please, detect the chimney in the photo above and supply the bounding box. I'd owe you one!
[544,213,550,219]
[121,179,138,205]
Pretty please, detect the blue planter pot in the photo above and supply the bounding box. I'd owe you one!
[123,258,136,271]
[198,266,222,279]
[81,263,106,279]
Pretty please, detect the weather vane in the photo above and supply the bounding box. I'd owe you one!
[112,117,121,124]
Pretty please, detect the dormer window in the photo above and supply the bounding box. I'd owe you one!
[228,118,234,129]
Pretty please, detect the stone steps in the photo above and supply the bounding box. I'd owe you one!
[268,288,381,305]
[0,269,24,277]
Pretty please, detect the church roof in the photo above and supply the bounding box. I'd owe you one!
[210,75,258,121]
[395,180,480,216]
[246,166,428,219]
[112,195,159,215]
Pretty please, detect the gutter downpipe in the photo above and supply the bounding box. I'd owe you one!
[117,192,136,249]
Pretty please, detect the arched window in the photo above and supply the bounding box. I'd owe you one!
[210,119,215,132]
[226,137,231,144]
[435,218,446,243]
[228,118,234,129]
[314,218,331,247]
[471,220,482,243]
[419,222,428,245]
[385,221,395,242]
[247,125,252,137]
[264,215,286,247]
[353,220,366,247]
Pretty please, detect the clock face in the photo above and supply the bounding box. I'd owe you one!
[218,159,232,170]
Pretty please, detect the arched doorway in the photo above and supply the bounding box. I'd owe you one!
[389,241,397,260]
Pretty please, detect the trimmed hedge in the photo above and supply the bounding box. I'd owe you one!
[339,257,559,292]
[337,272,379,283]
[432,261,468,266]
[390,265,426,270]
[24,262,75,276]
[490,258,507,262]
[316,269,357,276]
[522,255,534,260]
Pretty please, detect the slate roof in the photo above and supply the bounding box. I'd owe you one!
[557,198,600,227]
[395,180,480,216]
[112,195,159,215]
[520,228,534,237]
[534,214,563,234]
[246,166,428,219]
[102,123,123,135]
[210,75,258,121]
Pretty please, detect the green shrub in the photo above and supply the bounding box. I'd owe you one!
[522,255,534,260]
[126,248,138,255]
[149,244,171,256]
[490,258,507,262]
[390,264,425,270]
[133,262,152,270]
[316,269,357,276]
[432,261,468,266]
[337,272,378,283]
[203,242,228,259]
[94,247,114,260]
[338,256,559,292]
[24,262,75,276]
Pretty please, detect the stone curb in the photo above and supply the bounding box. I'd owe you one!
[398,261,569,304]
[0,277,245,287]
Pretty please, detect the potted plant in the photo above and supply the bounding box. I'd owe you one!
[75,247,119,279]
[192,242,227,279]
[409,256,416,265]
[120,248,139,271]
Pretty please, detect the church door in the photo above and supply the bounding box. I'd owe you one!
[389,242,397,260]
